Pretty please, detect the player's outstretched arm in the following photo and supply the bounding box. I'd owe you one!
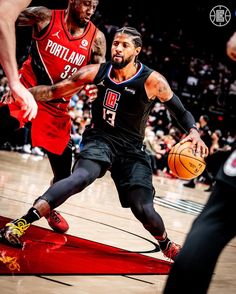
[30,64,100,101]
[17,6,52,31]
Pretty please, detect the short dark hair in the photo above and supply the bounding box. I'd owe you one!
[115,27,142,48]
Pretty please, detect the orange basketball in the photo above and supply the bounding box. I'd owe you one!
[168,141,206,180]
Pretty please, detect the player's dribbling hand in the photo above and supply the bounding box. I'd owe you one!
[10,81,38,120]
[180,128,209,158]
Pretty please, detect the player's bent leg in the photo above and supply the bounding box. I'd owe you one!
[128,186,181,261]
[40,158,102,233]
[45,146,73,233]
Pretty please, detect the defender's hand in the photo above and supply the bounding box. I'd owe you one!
[84,84,98,102]
[10,81,38,120]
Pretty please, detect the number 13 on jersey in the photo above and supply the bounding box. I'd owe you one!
[103,108,116,126]
[102,89,120,126]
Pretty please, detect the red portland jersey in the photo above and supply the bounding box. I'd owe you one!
[10,10,97,154]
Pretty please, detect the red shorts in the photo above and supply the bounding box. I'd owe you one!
[8,62,71,155]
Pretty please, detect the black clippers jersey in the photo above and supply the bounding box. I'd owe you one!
[93,62,155,143]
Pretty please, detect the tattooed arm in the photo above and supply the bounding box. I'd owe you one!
[16,6,52,32]
[146,70,208,156]
[145,71,173,102]
[91,29,107,64]
[30,64,100,101]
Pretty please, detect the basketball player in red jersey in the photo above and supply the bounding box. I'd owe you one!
[0,27,208,261]
[6,0,106,233]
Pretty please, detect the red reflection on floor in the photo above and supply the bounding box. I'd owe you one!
[0,216,171,275]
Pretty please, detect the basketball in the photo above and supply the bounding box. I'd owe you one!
[168,141,206,180]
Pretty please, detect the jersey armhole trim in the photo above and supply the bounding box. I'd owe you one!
[32,10,56,41]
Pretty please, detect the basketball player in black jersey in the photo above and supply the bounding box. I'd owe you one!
[0,27,208,261]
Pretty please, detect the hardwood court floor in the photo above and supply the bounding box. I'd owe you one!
[0,150,235,293]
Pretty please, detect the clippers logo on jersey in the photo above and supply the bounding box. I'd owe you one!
[103,89,120,111]
[103,89,121,126]
[223,150,236,176]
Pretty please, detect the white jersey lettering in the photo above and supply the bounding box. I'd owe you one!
[44,39,85,66]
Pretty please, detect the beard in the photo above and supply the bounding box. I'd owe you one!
[111,55,133,69]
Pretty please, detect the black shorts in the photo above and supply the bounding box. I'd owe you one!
[216,149,236,189]
[111,157,153,207]
[76,127,154,207]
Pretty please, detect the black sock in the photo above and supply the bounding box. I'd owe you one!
[12,207,41,225]
[158,237,171,251]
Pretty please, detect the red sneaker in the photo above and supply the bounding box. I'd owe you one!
[46,210,69,234]
[162,241,181,261]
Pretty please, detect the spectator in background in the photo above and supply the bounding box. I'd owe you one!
[148,102,171,134]
[227,79,236,112]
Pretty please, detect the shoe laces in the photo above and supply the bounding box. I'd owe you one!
[49,211,61,223]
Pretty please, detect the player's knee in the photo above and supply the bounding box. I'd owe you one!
[130,201,155,221]
[52,172,71,184]
[143,202,156,219]
[70,168,92,193]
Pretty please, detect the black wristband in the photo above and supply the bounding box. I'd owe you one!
[164,94,197,133]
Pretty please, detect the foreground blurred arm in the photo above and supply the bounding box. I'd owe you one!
[227,32,236,61]
[0,0,37,120]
